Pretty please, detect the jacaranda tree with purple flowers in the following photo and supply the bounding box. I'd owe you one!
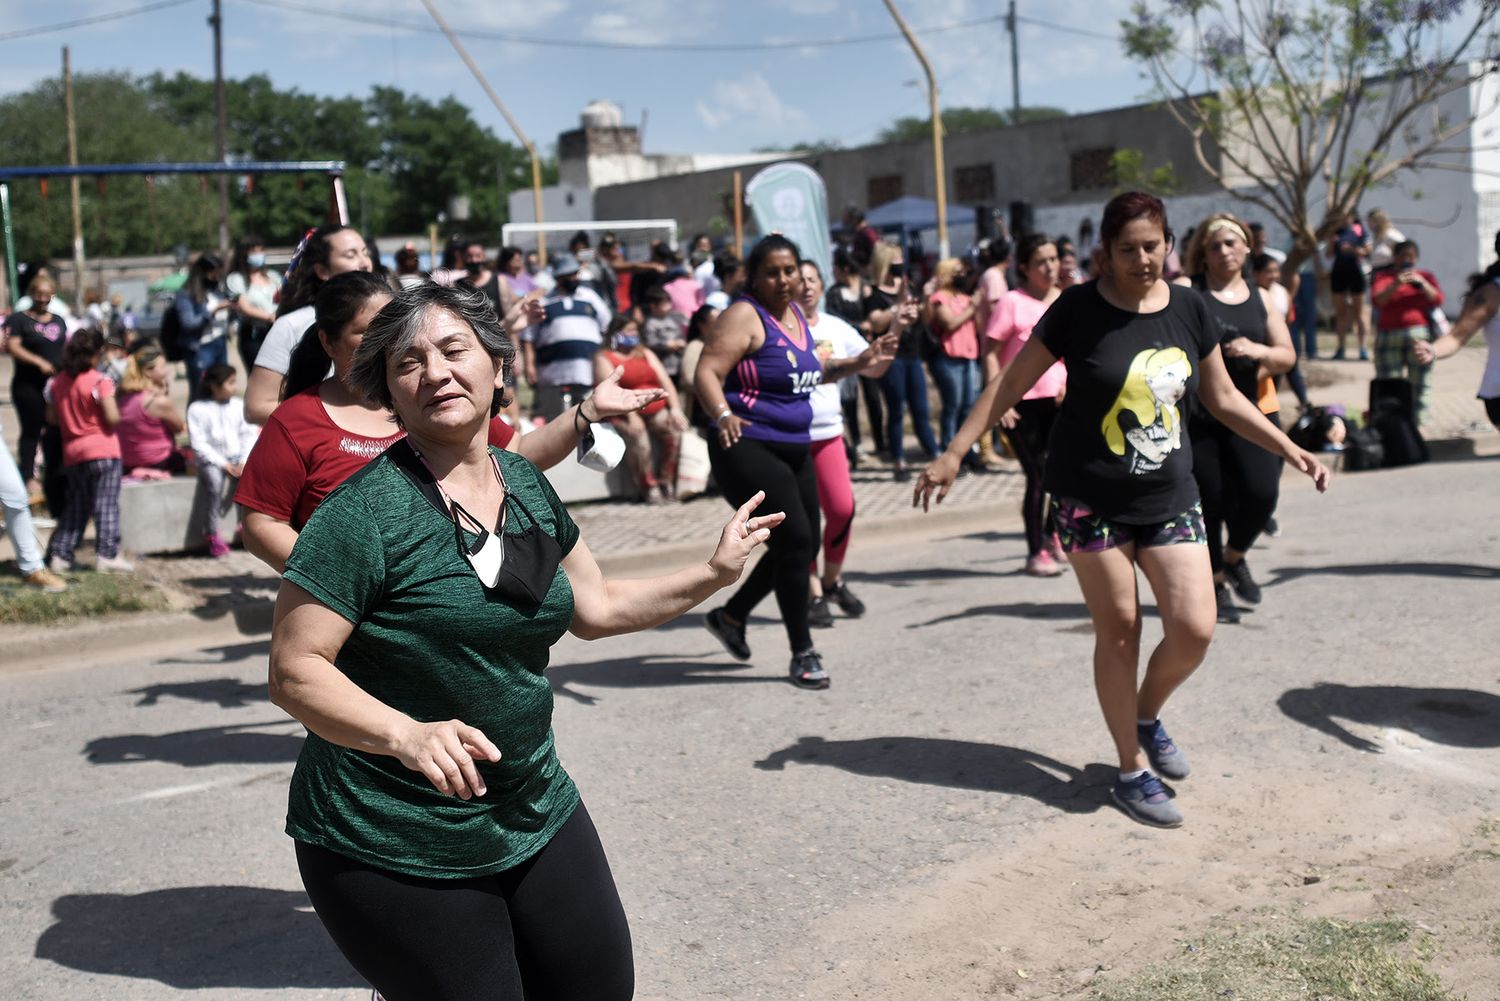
[1123,0,1500,269]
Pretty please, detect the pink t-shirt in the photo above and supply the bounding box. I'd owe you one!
[988,289,1068,401]
[664,275,704,318]
[49,369,122,465]
[930,289,980,360]
[117,391,176,468]
[980,267,1009,340]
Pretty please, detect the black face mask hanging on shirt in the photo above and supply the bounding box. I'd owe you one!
[389,439,562,605]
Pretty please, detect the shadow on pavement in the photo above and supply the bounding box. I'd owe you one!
[549,654,779,705]
[1278,683,1500,753]
[85,720,303,767]
[128,676,271,708]
[845,566,1009,586]
[160,640,273,666]
[35,886,360,989]
[910,601,1159,628]
[948,530,1026,544]
[754,735,1112,813]
[1266,561,1500,586]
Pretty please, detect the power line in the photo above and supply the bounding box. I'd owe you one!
[234,0,1007,52]
[1014,14,1119,42]
[0,0,197,44]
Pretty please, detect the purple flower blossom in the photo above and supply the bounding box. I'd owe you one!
[1202,25,1246,70]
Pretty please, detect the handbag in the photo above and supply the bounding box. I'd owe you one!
[676,429,712,499]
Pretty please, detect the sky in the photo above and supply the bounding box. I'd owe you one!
[0,0,1154,157]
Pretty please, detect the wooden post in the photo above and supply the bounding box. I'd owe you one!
[420,0,546,263]
[63,47,87,310]
[428,223,440,274]
[733,171,744,257]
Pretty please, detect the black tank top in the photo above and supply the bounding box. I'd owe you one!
[1190,275,1266,405]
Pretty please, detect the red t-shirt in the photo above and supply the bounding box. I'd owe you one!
[1372,269,1443,330]
[235,386,517,529]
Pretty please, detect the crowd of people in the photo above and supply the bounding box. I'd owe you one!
[2,190,1499,1000]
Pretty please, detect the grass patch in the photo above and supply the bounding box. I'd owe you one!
[1490,923,1500,957]
[1092,917,1456,1001]
[0,567,168,625]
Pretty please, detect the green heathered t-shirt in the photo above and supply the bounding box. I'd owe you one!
[280,445,581,879]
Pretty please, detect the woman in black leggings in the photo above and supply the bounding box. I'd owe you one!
[695,236,894,689]
[987,234,1068,576]
[4,275,69,516]
[270,283,784,1001]
[1176,214,1297,624]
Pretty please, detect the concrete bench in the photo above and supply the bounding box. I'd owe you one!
[120,477,238,555]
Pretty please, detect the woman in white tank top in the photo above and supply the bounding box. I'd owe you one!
[1418,231,1500,429]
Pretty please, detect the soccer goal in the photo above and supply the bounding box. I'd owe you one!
[500,219,680,262]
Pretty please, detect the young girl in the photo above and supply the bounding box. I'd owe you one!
[45,329,132,574]
[117,344,188,474]
[188,364,259,556]
[594,315,686,503]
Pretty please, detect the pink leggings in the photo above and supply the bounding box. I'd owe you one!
[810,435,855,572]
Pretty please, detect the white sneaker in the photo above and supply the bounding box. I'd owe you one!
[48,555,72,573]
[95,554,135,574]
[32,515,57,529]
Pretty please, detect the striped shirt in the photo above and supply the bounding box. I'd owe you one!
[520,286,612,387]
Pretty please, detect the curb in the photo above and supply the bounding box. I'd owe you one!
[0,500,1011,679]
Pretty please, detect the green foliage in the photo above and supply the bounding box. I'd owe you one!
[0,71,543,259]
[876,105,1066,143]
[1110,148,1180,195]
[755,139,845,155]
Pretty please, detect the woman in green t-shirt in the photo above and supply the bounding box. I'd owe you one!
[270,282,784,1001]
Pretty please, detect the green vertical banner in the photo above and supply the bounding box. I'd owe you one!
[745,162,831,283]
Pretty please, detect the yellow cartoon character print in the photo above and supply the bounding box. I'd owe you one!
[1101,346,1191,474]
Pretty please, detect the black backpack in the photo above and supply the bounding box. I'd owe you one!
[1368,378,1428,468]
[159,295,185,362]
[1344,425,1385,471]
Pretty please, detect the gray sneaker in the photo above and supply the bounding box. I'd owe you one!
[789,649,830,690]
[1137,719,1191,780]
[1111,771,1183,828]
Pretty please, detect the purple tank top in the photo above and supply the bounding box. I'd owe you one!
[723,297,823,444]
[117,391,174,468]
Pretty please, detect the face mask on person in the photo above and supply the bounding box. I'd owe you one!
[614,333,640,350]
[465,260,485,277]
[247,253,266,269]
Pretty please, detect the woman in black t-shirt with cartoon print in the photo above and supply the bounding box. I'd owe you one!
[915,191,1329,830]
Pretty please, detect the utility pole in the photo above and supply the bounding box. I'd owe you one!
[1007,0,1021,125]
[210,0,230,259]
[883,0,948,258]
[63,47,86,312]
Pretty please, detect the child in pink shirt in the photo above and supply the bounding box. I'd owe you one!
[44,328,132,573]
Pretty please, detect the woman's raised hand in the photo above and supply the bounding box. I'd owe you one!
[913,451,962,512]
[708,490,785,585]
[393,719,502,800]
[590,365,667,419]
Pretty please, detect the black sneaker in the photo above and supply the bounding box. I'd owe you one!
[808,596,835,629]
[1215,582,1241,625]
[1225,559,1262,605]
[825,580,866,618]
[705,607,751,661]
[789,649,830,690]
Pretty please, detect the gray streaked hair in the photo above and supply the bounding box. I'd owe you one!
[348,282,516,420]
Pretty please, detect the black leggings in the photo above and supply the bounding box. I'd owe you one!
[708,434,820,654]
[1004,397,1058,557]
[10,378,65,516]
[1190,413,1282,574]
[295,802,633,1001]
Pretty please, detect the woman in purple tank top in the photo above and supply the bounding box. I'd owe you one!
[694,236,895,689]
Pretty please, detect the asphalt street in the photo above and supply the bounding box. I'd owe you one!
[2,448,1497,1000]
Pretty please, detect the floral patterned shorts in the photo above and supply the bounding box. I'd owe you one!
[1051,497,1206,554]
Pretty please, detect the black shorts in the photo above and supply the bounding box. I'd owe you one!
[1330,267,1367,295]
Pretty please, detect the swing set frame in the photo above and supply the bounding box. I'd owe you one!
[0,160,347,308]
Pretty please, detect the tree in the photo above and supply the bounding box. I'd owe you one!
[1122,0,1500,270]
[876,105,1065,143]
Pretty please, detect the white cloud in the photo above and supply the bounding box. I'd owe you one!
[767,0,840,13]
[582,0,727,46]
[695,71,807,133]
